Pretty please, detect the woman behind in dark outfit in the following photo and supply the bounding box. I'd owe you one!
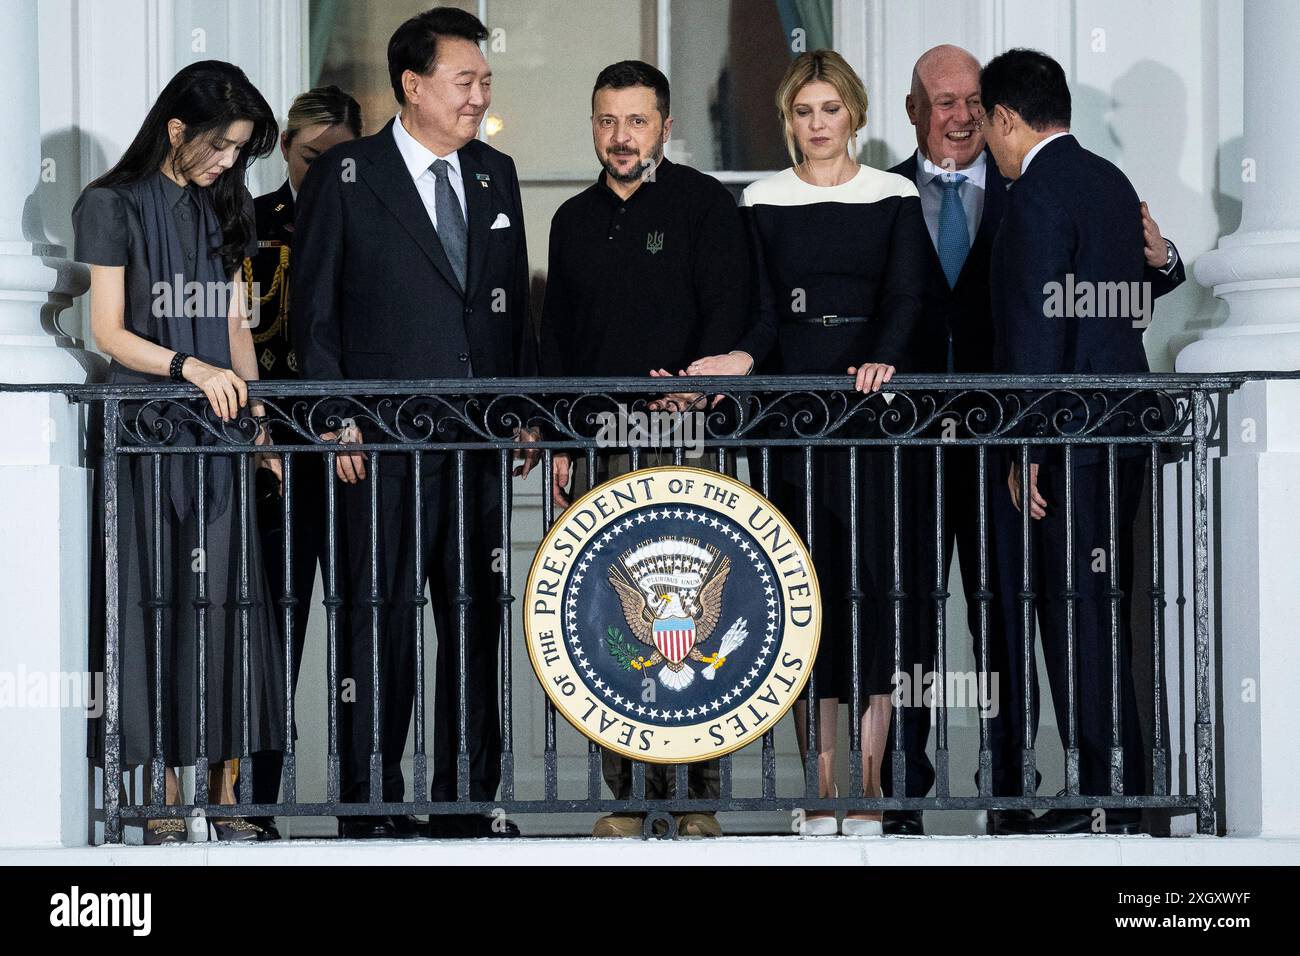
[241,85,362,840]
[688,50,927,835]
[75,60,285,843]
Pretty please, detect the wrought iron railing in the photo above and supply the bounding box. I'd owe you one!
[16,373,1246,840]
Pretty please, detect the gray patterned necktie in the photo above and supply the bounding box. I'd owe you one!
[430,158,467,289]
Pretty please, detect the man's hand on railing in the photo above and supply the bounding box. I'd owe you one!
[647,367,708,413]
[847,362,896,394]
[1009,461,1047,519]
[321,422,366,484]
[253,421,283,491]
[513,427,540,478]
[552,452,572,510]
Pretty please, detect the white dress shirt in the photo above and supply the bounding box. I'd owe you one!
[1020,130,1070,176]
[392,112,467,230]
[914,148,987,249]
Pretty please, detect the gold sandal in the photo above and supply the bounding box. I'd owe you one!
[209,818,265,842]
[144,818,187,845]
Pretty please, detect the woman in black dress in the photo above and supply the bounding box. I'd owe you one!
[688,50,926,834]
[75,61,285,843]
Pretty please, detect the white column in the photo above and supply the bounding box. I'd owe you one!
[1178,0,1300,372]
[0,0,91,384]
[1215,379,1300,837]
[0,0,93,848]
[1172,0,1300,839]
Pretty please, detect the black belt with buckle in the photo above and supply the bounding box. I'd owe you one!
[790,314,871,327]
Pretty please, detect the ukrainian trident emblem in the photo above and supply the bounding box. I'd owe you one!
[646,230,664,254]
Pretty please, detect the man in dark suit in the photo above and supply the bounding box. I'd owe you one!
[881,45,1022,837]
[883,45,1187,836]
[980,48,1161,834]
[292,7,536,839]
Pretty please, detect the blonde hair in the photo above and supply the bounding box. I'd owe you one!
[775,50,868,164]
[284,85,362,144]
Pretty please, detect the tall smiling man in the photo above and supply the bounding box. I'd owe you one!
[293,7,536,840]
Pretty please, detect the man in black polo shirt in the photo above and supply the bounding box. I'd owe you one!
[539,60,751,838]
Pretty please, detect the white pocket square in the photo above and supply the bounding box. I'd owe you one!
[490,213,511,229]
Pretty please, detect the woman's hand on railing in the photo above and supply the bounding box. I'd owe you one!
[685,351,754,377]
[847,362,895,394]
[320,421,367,484]
[677,351,754,409]
[182,357,247,422]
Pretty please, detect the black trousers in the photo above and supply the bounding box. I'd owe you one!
[244,454,336,806]
[573,450,722,802]
[989,452,1146,797]
[881,445,1024,798]
[339,450,504,804]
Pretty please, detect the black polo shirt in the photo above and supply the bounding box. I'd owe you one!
[539,157,749,377]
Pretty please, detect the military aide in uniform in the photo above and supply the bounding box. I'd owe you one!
[239,84,362,840]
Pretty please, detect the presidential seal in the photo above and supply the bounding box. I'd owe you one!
[524,466,820,763]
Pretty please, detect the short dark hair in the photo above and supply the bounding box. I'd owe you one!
[592,60,670,119]
[979,48,1071,131]
[388,6,488,105]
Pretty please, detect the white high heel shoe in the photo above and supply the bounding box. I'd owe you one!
[841,788,883,836]
[840,815,883,836]
[800,786,838,837]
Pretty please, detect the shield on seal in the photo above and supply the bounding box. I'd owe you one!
[653,617,696,665]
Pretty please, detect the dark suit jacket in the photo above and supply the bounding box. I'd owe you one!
[889,148,1008,374]
[992,134,1150,375]
[291,118,535,396]
[991,134,1168,462]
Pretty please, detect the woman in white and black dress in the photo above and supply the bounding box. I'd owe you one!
[688,50,927,835]
[75,61,286,843]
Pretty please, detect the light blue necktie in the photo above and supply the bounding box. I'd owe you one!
[937,173,969,289]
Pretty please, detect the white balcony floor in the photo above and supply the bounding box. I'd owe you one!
[4,835,1299,866]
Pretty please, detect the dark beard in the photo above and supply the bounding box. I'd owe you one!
[602,143,663,184]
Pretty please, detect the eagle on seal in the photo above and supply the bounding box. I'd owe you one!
[607,537,731,691]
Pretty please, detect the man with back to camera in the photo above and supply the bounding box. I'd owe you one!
[979,47,1165,834]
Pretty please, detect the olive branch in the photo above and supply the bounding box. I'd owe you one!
[605,626,643,671]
